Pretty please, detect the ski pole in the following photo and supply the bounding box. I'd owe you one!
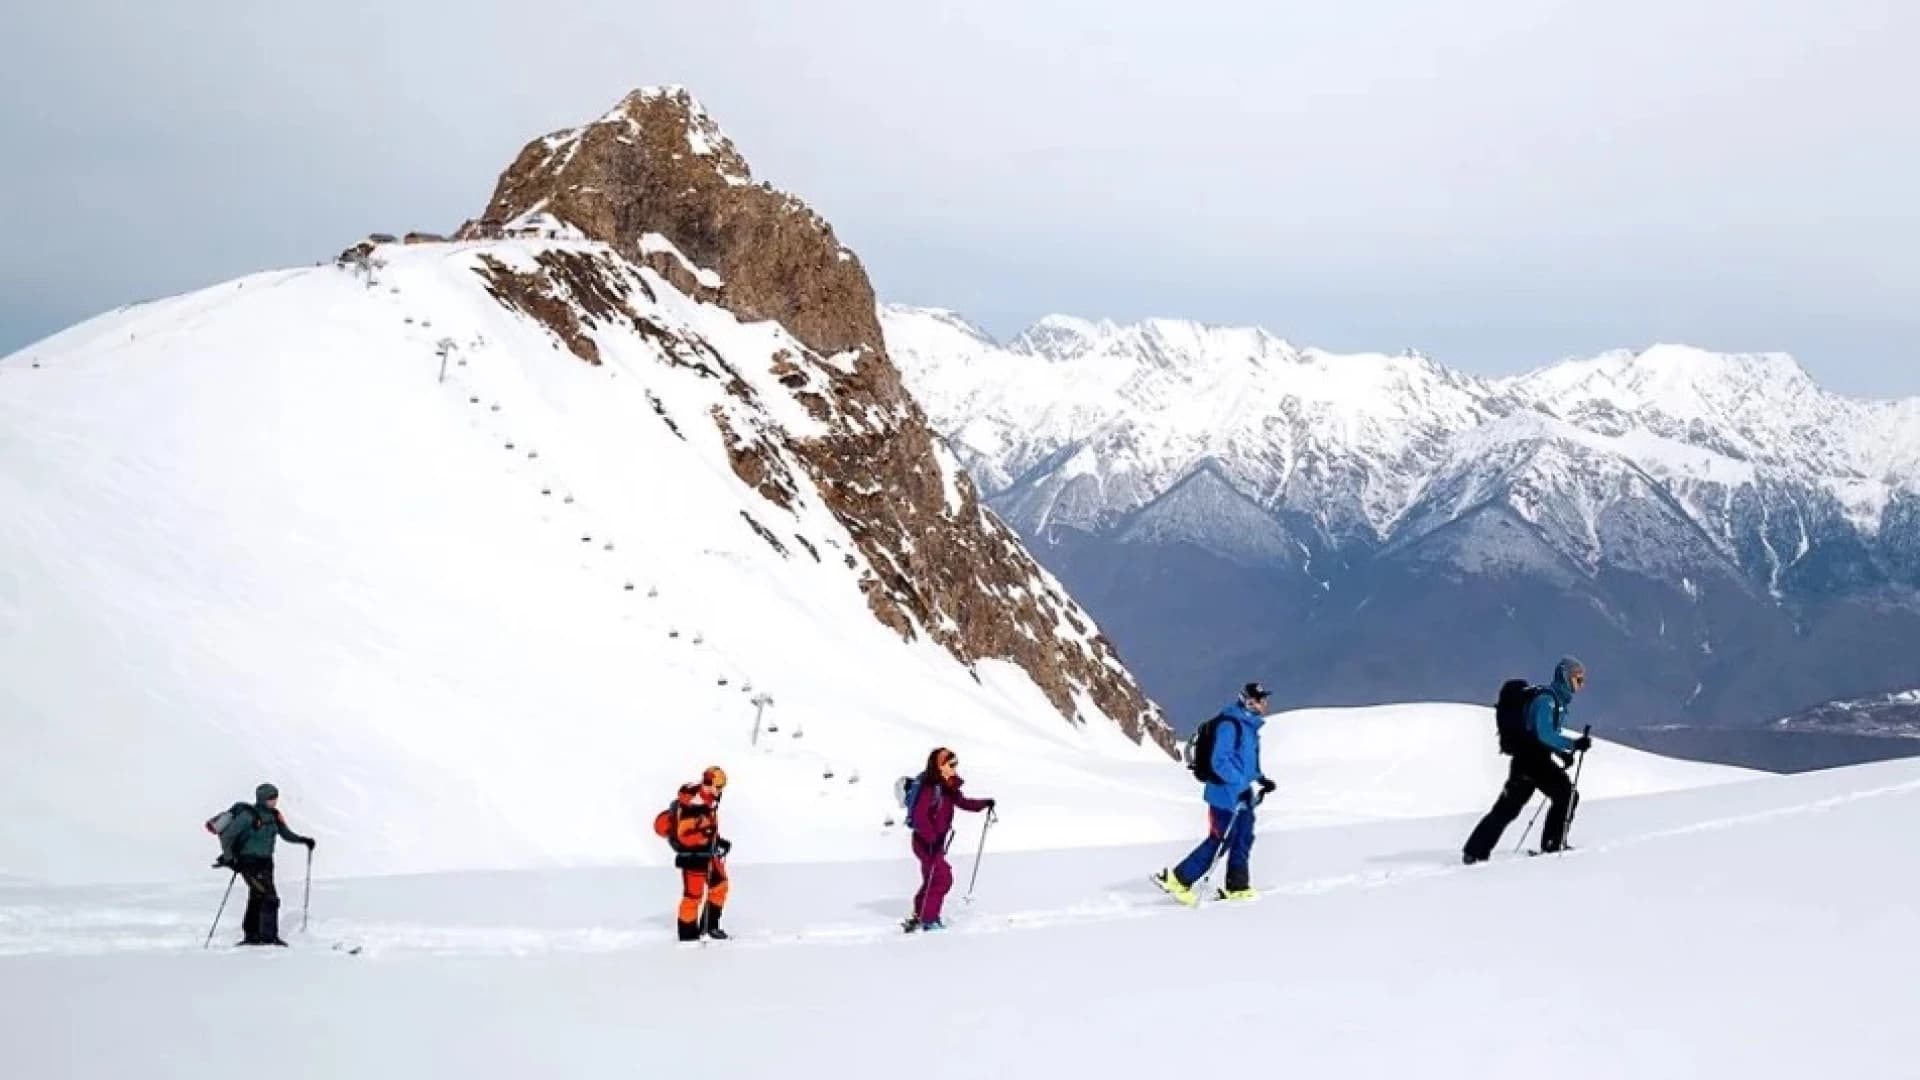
[1196,803,1244,901]
[301,846,313,934]
[204,871,238,950]
[694,828,722,936]
[1514,798,1545,855]
[1562,725,1592,849]
[962,806,997,904]
[1514,723,1590,854]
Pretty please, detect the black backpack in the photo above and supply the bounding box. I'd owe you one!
[1185,714,1243,785]
[1495,679,1554,754]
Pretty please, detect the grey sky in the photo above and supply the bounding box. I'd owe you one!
[3,1,1915,396]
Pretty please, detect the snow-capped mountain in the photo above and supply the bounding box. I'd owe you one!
[1775,687,1920,739]
[887,307,1502,554]
[883,304,1920,732]
[0,90,1175,884]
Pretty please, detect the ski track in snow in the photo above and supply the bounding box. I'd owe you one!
[8,772,1908,960]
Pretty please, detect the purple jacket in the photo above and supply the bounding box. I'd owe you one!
[912,774,990,845]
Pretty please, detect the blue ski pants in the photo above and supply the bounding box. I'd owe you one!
[1173,804,1255,891]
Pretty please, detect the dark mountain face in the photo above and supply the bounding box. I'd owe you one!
[1042,516,1920,742]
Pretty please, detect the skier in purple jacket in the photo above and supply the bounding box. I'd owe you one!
[903,747,995,932]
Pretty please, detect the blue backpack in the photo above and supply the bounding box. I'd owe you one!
[895,774,926,827]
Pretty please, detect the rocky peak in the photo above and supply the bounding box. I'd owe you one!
[462,86,882,362]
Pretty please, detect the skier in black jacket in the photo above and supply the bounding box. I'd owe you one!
[1463,658,1593,863]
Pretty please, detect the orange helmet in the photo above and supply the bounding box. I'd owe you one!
[702,765,728,791]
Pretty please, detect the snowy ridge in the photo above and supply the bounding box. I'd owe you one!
[884,304,1500,549]
[884,305,1920,583]
[0,242,1175,885]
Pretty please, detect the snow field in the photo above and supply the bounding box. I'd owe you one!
[0,759,1910,1079]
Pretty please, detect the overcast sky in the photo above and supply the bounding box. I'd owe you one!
[2,1,1914,394]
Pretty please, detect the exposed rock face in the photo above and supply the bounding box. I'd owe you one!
[463,87,877,360]
[460,88,1173,752]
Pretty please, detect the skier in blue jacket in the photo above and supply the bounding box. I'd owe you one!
[1154,682,1277,905]
[1463,656,1594,863]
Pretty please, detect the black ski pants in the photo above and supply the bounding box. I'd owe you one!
[1464,749,1578,860]
[235,856,281,943]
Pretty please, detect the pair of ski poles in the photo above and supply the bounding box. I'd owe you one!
[203,845,313,949]
[910,805,998,925]
[1515,724,1591,855]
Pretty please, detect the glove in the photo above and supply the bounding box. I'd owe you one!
[984,799,997,810]
[301,837,318,850]
[1258,777,1277,796]
[1571,735,1593,754]
[1556,751,1575,769]
[213,854,235,870]
[715,838,732,857]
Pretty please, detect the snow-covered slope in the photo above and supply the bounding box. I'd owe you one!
[12,756,1914,1080]
[1508,344,1882,481]
[1263,704,1754,825]
[0,242,1179,885]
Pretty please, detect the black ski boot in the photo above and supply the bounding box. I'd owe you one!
[701,905,729,941]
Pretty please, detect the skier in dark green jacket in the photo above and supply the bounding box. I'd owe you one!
[214,783,315,946]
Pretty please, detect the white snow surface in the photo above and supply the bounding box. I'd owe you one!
[0,241,1180,886]
[8,753,1914,1079]
[1262,704,1753,824]
[883,306,1920,556]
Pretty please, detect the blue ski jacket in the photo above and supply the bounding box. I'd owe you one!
[1202,701,1267,811]
[1529,662,1580,753]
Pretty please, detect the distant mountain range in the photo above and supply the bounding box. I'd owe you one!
[883,305,1920,735]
